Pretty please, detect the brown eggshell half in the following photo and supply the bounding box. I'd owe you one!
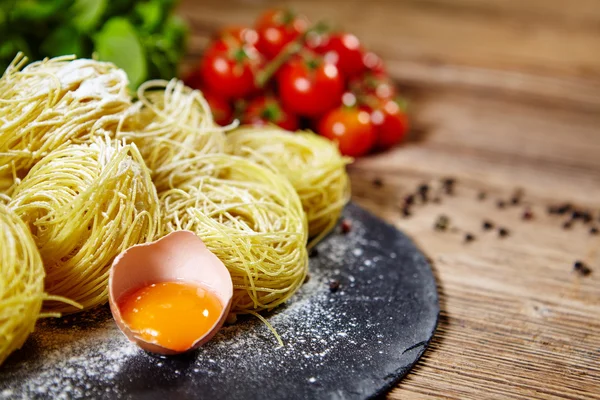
[108,230,233,355]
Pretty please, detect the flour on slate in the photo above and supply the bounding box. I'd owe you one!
[0,213,387,400]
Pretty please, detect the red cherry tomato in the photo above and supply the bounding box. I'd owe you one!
[242,95,299,131]
[217,25,259,47]
[350,72,396,102]
[318,107,376,157]
[362,51,386,74]
[255,9,308,59]
[319,33,366,79]
[277,53,344,118]
[200,41,263,100]
[371,100,409,149]
[202,91,234,126]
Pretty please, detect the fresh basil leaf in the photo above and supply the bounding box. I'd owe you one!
[11,0,74,21]
[40,25,84,57]
[94,17,146,88]
[102,0,136,20]
[72,0,107,32]
[133,0,163,33]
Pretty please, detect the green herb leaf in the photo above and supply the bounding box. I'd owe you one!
[72,0,107,32]
[94,17,147,88]
[11,0,74,21]
[133,0,163,33]
[40,25,84,57]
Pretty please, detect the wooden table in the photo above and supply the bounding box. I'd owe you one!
[179,1,600,398]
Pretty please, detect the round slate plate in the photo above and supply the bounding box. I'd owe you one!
[0,203,439,400]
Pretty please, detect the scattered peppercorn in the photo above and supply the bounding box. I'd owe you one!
[404,194,415,206]
[418,184,429,202]
[304,273,311,283]
[498,227,510,238]
[571,210,592,223]
[442,177,456,195]
[562,220,573,230]
[497,200,506,209]
[309,248,320,258]
[477,191,487,201]
[482,220,494,230]
[464,233,475,243]
[434,215,450,231]
[573,261,592,277]
[590,226,599,235]
[341,219,352,234]
[510,188,524,205]
[373,178,383,188]
[522,208,534,221]
[548,203,572,215]
[329,280,341,292]
[401,206,412,218]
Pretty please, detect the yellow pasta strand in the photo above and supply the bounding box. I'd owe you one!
[9,138,160,313]
[0,53,131,195]
[160,154,308,314]
[227,126,351,247]
[0,204,45,365]
[117,79,233,192]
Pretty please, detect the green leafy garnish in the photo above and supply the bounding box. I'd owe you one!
[0,0,187,86]
[72,0,107,32]
[94,17,147,88]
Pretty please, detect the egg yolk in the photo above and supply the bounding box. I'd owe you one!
[118,282,223,352]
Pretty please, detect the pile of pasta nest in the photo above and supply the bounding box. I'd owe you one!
[0,54,351,365]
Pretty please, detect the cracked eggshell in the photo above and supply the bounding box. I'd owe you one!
[108,230,233,355]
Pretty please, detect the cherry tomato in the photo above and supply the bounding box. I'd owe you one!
[202,91,234,126]
[318,107,376,157]
[255,9,308,59]
[371,99,409,149]
[217,25,259,47]
[277,53,344,118]
[350,72,396,103]
[362,51,386,74]
[319,33,366,79]
[200,41,264,100]
[242,95,299,131]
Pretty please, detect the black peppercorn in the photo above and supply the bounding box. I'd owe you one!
[464,233,475,243]
[329,280,341,292]
[434,215,450,231]
[442,177,456,195]
[522,208,534,221]
[418,184,429,202]
[401,206,412,218]
[573,261,592,277]
[498,227,510,238]
[510,188,524,205]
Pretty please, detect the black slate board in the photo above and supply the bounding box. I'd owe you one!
[0,203,439,400]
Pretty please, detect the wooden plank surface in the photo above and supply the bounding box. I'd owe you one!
[177,0,600,398]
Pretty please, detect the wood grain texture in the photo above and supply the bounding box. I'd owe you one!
[177,0,600,398]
